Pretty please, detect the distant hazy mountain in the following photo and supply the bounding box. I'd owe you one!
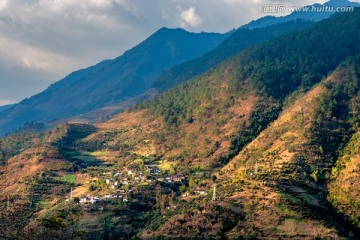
[0,28,228,136]
[0,104,14,113]
[243,0,359,29]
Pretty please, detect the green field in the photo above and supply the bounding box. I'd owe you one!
[84,151,110,157]
[55,174,77,184]
[35,200,50,208]
[72,155,96,162]
[134,159,144,163]
[157,161,175,171]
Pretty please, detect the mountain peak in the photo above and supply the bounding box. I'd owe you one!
[156,27,185,33]
[0,27,227,136]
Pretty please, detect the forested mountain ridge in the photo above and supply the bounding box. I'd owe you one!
[152,0,360,93]
[0,8,360,240]
[152,19,315,92]
[0,28,228,136]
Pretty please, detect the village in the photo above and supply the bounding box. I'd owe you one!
[69,162,211,209]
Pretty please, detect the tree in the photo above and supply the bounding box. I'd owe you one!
[189,178,196,189]
[179,185,187,193]
[211,174,217,183]
[123,224,133,240]
[155,184,162,209]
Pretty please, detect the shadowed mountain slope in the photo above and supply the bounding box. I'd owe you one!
[0,28,227,136]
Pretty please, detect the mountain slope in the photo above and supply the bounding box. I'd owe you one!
[222,59,360,237]
[328,130,360,228]
[152,20,314,92]
[0,28,227,136]
[51,20,315,125]
[152,0,360,93]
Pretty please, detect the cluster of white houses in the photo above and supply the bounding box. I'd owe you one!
[73,166,188,206]
[103,166,187,189]
[79,193,129,204]
[68,162,221,209]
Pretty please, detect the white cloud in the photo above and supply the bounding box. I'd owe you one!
[38,0,112,12]
[179,6,203,28]
[89,0,113,8]
[0,35,77,76]
[114,0,138,15]
[0,0,8,11]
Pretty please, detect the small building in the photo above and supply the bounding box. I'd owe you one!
[156,177,164,182]
[104,194,113,199]
[121,180,127,185]
[165,178,174,184]
[194,189,207,195]
[146,179,154,183]
[146,166,161,174]
[80,195,98,204]
[173,175,185,183]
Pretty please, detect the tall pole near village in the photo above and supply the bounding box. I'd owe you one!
[212,184,216,201]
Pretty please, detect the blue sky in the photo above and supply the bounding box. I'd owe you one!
[0,0,356,105]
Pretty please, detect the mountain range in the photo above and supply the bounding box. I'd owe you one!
[1,0,359,136]
[0,2,359,239]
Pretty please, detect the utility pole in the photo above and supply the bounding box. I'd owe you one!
[255,161,259,175]
[6,195,10,211]
[212,184,216,201]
